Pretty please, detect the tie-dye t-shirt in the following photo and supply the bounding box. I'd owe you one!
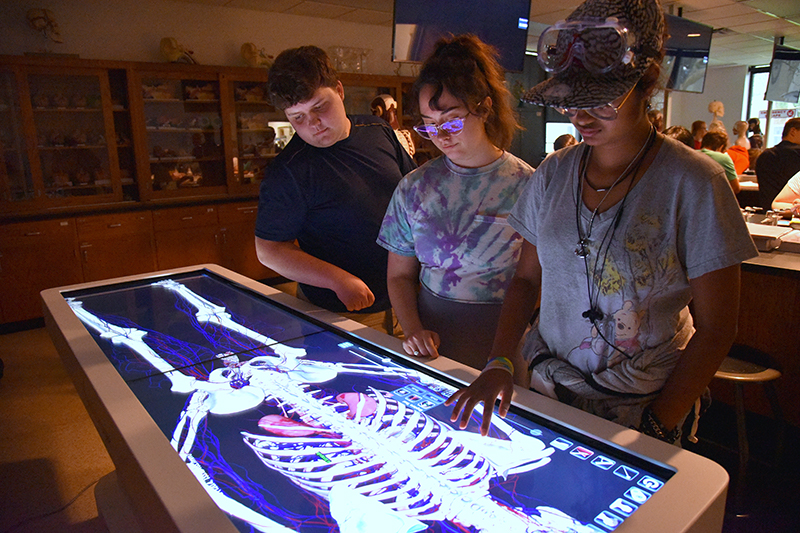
[377,152,533,303]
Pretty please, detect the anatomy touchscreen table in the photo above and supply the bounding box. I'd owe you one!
[42,265,728,533]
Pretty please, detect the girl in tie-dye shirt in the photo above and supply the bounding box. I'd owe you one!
[377,35,534,369]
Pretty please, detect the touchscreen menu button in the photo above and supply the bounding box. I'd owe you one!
[609,497,637,517]
[594,510,624,530]
[623,486,652,504]
[638,475,664,491]
[591,455,616,470]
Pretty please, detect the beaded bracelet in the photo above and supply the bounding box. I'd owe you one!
[639,406,680,444]
[483,356,515,377]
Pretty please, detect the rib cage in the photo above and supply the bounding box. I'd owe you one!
[242,381,524,529]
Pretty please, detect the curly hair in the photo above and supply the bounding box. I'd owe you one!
[411,34,520,150]
[267,46,339,110]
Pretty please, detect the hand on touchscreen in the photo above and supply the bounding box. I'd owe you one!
[402,329,441,359]
[446,368,514,436]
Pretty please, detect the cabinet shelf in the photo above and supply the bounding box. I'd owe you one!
[144,98,219,104]
[146,127,219,133]
[238,154,277,160]
[38,144,107,150]
[149,156,222,163]
[45,183,111,191]
[34,107,102,112]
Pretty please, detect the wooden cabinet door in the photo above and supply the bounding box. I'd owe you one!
[0,218,82,322]
[152,205,222,269]
[25,66,123,209]
[217,202,276,280]
[77,211,156,282]
[132,69,228,202]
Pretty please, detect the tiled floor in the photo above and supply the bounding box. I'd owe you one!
[1,320,797,532]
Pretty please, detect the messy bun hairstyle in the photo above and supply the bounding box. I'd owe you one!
[411,34,521,150]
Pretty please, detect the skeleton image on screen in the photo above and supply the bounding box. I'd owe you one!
[66,279,623,532]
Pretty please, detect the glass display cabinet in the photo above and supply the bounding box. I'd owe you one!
[0,58,135,214]
[0,68,33,206]
[221,74,292,194]
[27,68,119,203]
[136,72,226,199]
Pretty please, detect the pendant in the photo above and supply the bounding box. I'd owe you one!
[575,240,590,257]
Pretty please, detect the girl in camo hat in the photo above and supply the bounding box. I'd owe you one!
[447,0,759,447]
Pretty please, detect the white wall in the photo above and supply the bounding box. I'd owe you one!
[0,0,405,76]
[667,65,749,138]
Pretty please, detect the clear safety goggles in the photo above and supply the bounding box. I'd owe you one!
[537,17,635,74]
[556,84,636,121]
[413,116,466,140]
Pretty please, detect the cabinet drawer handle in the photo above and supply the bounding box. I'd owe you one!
[24,231,42,236]
[237,207,256,213]
[181,216,193,221]
[108,223,122,228]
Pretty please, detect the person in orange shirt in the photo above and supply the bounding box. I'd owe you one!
[726,121,750,175]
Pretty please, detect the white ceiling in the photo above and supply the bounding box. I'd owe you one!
[175,0,800,68]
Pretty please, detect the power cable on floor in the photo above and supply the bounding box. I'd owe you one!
[1,474,105,533]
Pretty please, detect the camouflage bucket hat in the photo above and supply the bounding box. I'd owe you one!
[523,0,665,109]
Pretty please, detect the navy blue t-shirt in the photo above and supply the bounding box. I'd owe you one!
[755,140,800,208]
[255,115,416,313]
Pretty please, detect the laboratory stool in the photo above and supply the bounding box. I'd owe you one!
[712,344,784,516]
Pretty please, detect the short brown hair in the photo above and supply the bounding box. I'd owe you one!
[267,46,339,110]
[701,130,728,151]
[782,117,800,139]
[691,120,706,136]
[663,125,693,148]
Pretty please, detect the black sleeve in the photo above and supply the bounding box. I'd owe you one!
[255,160,307,242]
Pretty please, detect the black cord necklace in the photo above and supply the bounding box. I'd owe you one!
[575,126,656,345]
[574,128,654,259]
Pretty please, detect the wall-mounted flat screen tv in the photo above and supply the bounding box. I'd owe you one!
[392,0,532,72]
[765,44,800,103]
[660,14,713,93]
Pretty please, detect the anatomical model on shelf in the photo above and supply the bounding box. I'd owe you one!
[241,43,274,69]
[160,37,197,64]
[27,8,63,45]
